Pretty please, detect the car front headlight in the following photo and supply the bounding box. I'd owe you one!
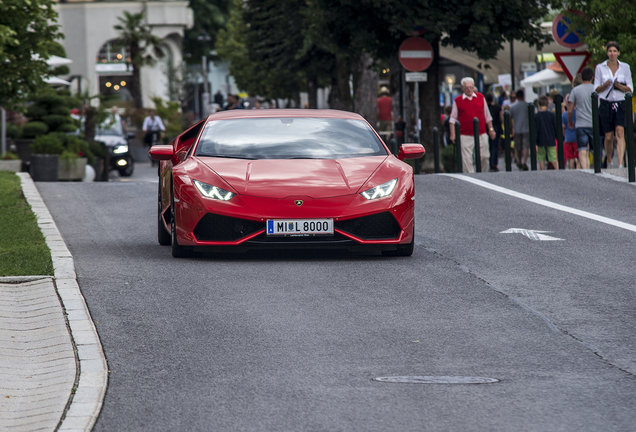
[113,144,128,154]
[193,179,235,201]
[361,178,397,200]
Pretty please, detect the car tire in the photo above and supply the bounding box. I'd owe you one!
[157,182,171,246]
[171,188,190,258]
[118,158,134,177]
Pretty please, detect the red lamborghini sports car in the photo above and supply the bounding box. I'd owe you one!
[149,109,424,257]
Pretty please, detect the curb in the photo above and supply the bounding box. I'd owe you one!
[17,173,108,431]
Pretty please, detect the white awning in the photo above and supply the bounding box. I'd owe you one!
[44,76,72,86]
[46,55,73,67]
[520,68,569,88]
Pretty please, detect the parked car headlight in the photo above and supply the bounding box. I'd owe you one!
[193,180,235,201]
[361,178,397,200]
[113,144,128,154]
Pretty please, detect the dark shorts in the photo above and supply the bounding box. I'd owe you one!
[576,128,594,151]
[599,99,626,132]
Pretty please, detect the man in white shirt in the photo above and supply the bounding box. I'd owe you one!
[142,110,166,147]
[594,41,633,168]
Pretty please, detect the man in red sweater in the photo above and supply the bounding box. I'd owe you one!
[377,86,393,132]
[449,77,497,173]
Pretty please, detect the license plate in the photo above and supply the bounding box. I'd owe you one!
[266,219,334,236]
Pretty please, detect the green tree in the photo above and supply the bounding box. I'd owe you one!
[183,0,232,64]
[114,10,165,109]
[562,0,636,83]
[0,0,62,109]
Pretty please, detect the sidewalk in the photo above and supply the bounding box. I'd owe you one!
[0,173,108,431]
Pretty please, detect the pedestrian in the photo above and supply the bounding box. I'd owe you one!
[223,94,244,110]
[568,67,596,169]
[485,92,502,171]
[535,95,558,170]
[377,86,393,132]
[443,106,452,146]
[503,92,516,108]
[562,94,578,169]
[594,41,634,168]
[253,98,264,109]
[509,89,530,170]
[448,77,497,173]
[142,109,165,148]
[214,90,224,107]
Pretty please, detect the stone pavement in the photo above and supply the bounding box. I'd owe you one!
[0,173,108,431]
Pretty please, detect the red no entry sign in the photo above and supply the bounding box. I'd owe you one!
[399,37,433,72]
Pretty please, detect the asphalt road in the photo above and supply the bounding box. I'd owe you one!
[37,164,636,431]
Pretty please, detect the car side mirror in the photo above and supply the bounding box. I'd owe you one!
[397,143,425,161]
[149,145,174,161]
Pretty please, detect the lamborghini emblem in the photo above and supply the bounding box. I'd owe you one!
[294,200,303,207]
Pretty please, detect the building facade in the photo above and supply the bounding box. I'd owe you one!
[54,1,193,108]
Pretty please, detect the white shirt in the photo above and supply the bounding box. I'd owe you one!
[142,116,165,132]
[594,60,633,102]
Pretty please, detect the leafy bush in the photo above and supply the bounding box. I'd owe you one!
[56,123,79,133]
[30,134,64,155]
[441,144,457,173]
[2,152,20,161]
[6,124,21,139]
[21,121,49,138]
[89,142,105,159]
[59,149,78,161]
[50,106,71,116]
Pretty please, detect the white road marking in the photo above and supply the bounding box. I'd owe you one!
[500,228,564,241]
[442,174,636,233]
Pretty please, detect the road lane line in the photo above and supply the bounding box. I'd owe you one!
[441,174,636,233]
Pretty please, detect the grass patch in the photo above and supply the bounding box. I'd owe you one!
[0,171,53,276]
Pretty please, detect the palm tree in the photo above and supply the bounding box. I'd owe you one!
[114,10,165,109]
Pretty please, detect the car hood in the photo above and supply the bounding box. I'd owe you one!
[94,135,126,147]
[198,156,388,199]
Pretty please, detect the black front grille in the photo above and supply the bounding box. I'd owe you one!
[335,212,401,240]
[193,213,264,241]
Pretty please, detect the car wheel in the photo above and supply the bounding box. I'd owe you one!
[118,158,135,177]
[171,189,190,258]
[157,181,171,245]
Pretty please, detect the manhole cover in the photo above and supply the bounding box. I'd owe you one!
[373,376,499,384]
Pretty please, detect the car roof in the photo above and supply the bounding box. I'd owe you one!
[205,109,366,122]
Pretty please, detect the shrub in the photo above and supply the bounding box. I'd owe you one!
[42,114,73,130]
[2,152,20,161]
[21,121,49,138]
[56,123,79,133]
[6,123,21,139]
[31,134,64,155]
[89,142,105,159]
[50,106,71,116]
[59,149,78,161]
[441,144,457,173]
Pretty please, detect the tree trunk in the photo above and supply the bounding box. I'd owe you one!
[389,54,401,126]
[328,55,353,111]
[84,106,97,144]
[130,42,143,109]
[419,39,441,169]
[307,76,318,109]
[352,52,378,127]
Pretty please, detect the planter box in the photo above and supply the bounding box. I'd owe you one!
[58,157,87,181]
[0,159,22,172]
[30,154,59,181]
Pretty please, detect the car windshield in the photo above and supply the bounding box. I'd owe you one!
[96,116,123,137]
[194,118,386,159]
